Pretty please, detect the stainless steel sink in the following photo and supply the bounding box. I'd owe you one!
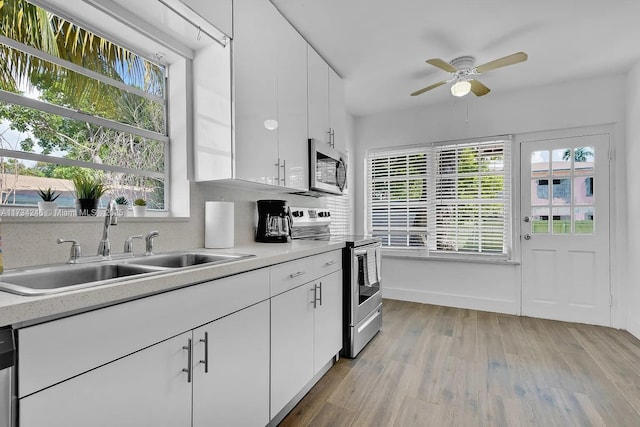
[0,252,256,296]
[124,252,255,268]
[0,263,163,296]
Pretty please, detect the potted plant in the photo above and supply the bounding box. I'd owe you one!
[133,198,147,217]
[115,196,129,216]
[37,187,61,215]
[73,175,106,216]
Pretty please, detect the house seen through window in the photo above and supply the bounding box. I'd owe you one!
[0,0,167,210]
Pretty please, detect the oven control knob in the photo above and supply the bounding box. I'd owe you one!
[292,210,303,217]
[318,211,327,218]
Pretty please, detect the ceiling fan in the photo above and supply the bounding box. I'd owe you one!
[410,52,528,98]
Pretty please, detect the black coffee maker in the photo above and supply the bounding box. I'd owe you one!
[256,200,291,243]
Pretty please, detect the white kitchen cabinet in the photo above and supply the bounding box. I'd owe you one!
[233,0,280,186]
[274,10,308,190]
[307,46,347,153]
[329,68,347,152]
[271,281,316,417]
[192,301,270,427]
[313,269,343,375]
[20,331,193,427]
[179,0,233,37]
[307,45,330,146]
[270,251,343,418]
[234,0,308,190]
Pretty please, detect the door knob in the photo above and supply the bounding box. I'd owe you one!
[523,233,532,240]
[523,216,531,222]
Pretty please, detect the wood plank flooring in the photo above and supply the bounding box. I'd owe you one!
[279,299,640,426]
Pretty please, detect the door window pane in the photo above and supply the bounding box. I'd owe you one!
[574,176,594,204]
[532,207,549,234]
[573,147,594,176]
[552,207,571,235]
[531,151,549,173]
[552,149,571,176]
[552,178,571,205]
[574,207,595,235]
[533,179,549,205]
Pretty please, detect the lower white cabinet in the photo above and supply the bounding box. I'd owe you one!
[20,301,270,427]
[20,331,193,427]
[270,269,343,417]
[192,301,270,426]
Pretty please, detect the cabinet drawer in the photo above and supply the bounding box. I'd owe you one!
[314,250,342,277]
[18,268,269,398]
[270,256,315,296]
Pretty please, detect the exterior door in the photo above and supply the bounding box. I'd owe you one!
[520,133,610,326]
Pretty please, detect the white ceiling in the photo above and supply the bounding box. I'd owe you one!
[271,0,640,117]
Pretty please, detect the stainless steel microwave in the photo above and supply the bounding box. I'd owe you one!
[309,138,347,196]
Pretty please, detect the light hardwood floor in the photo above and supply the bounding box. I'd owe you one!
[279,299,640,426]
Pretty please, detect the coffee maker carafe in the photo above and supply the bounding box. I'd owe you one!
[256,200,291,243]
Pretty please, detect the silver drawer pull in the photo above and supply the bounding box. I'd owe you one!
[324,261,336,266]
[289,271,305,278]
[182,338,192,383]
[199,332,209,374]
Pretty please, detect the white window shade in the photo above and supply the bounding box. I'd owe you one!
[367,137,512,258]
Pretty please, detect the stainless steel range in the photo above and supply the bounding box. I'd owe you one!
[289,207,382,358]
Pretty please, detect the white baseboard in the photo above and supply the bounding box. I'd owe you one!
[382,287,519,315]
[627,317,640,340]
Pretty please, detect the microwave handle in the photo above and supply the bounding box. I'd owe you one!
[336,157,347,192]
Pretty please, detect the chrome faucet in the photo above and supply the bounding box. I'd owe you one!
[58,238,82,263]
[145,230,159,256]
[97,199,118,257]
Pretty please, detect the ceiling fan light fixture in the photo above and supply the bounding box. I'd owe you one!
[451,80,471,97]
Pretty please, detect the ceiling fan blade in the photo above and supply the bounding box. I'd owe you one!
[475,52,528,73]
[426,58,457,73]
[410,80,448,97]
[469,79,490,96]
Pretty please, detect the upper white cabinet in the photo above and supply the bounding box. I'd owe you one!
[307,47,347,153]
[179,0,233,37]
[233,0,308,190]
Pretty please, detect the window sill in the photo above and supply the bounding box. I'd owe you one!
[382,248,520,265]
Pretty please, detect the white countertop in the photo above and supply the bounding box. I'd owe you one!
[0,240,345,327]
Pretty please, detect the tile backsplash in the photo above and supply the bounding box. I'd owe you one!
[1,182,323,270]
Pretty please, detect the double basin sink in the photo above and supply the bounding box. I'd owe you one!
[0,252,255,296]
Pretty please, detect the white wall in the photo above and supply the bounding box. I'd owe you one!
[354,74,628,322]
[626,63,640,338]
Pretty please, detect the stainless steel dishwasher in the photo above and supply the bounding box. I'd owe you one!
[0,328,15,427]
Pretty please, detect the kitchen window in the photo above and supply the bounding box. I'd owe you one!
[366,136,512,258]
[0,0,168,210]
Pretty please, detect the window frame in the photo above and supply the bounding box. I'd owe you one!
[366,135,513,260]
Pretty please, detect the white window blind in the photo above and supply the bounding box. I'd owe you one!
[326,194,351,235]
[367,137,512,258]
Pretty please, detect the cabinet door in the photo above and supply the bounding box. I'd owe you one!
[329,68,347,153]
[192,301,270,427]
[313,270,343,374]
[275,12,308,190]
[307,45,330,144]
[271,283,315,417]
[234,0,279,185]
[19,332,192,427]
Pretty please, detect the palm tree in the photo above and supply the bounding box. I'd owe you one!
[562,147,593,162]
[0,0,163,100]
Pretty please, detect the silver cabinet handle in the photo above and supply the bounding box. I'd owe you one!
[312,285,317,309]
[182,338,192,383]
[324,260,336,266]
[199,332,209,374]
[280,159,286,186]
[317,282,323,306]
[289,271,305,279]
[274,159,280,185]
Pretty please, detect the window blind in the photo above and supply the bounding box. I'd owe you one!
[326,194,351,235]
[367,137,512,257]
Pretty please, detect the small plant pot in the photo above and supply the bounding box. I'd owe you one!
[133,205,147,217]
[117,204,129,217]
[37,201,58,216]
[76,198,99,216]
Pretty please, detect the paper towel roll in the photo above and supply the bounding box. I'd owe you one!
[205,201,234,248]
